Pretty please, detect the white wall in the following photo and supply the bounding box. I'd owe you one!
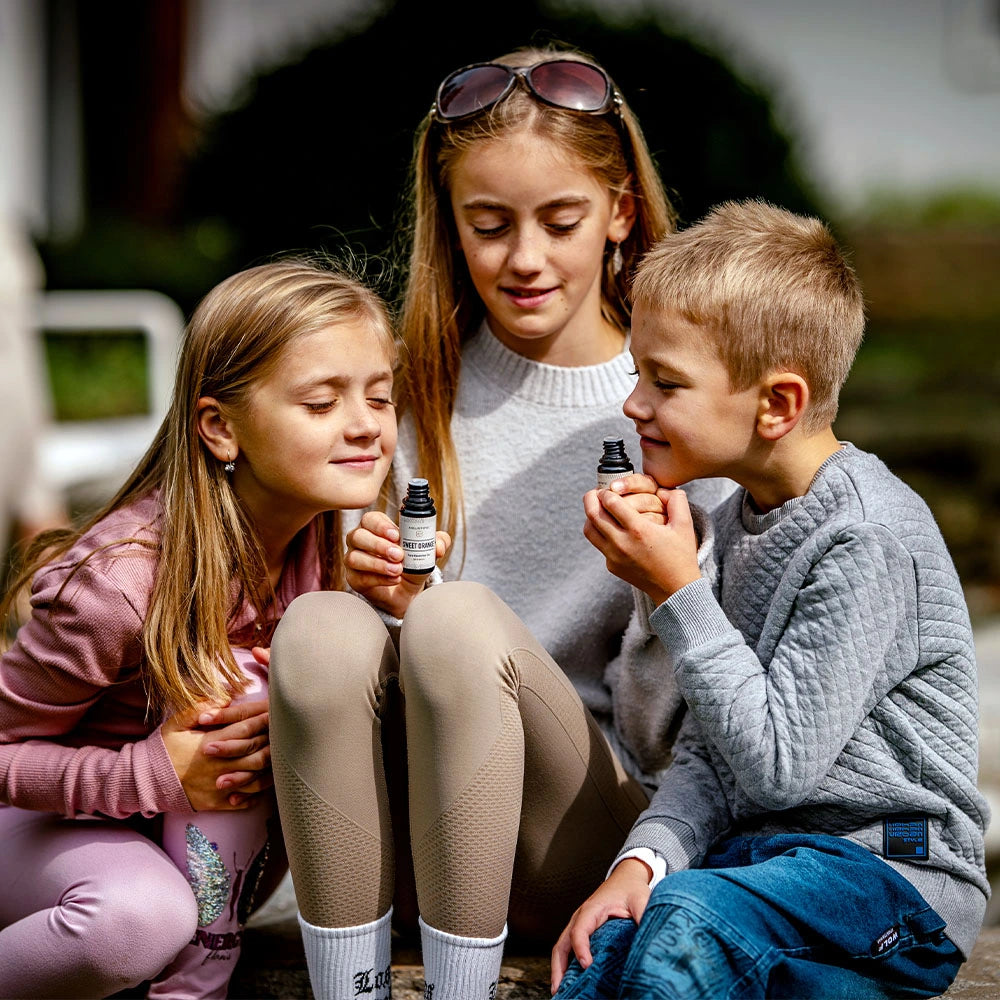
[0,0,47,234]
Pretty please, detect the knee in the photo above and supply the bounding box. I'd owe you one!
[623,878,738,990]
[271,591,392,723]
[74,868,198,989]
[401,581,513,704]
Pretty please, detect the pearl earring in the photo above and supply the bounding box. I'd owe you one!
[224,453,236,473]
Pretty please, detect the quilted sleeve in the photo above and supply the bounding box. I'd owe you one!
[648,525,918,811]
[605,502,720,775]
[616,711,734,873]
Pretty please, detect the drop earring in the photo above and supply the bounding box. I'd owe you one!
[224,453,236,473]
[612,242,624,277]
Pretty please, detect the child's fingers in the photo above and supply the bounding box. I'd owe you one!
[345,545,404,578]
[609,472,660,496]
[201,709,269,745]
[251,645,270,667]
[583,490,631,550]
[597,487,649,533]
[196,699,267,728]
[550,926,574,993]
[567,912,597,971]
[167,698,229,730]
[347,526,404,562]
[222,745,270,775]
[225,774,275,807]
[618,492,666,519]
[217,767,273,791]
[435,530,452,558]
[216,769,256,790]
[203,731,269,758]
[662,486,694,528]
[345,570,404,597]
[583,488,616,529]
[358,510,400,539]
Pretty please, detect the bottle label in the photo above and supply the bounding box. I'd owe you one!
[597,470,631,489]
[399,514,437,573]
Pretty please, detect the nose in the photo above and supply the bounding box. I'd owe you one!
[623,383,650,423]
[344,397,382,441]
[507,226,545,275]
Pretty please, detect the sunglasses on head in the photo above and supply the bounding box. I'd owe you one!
[432,58,623,122]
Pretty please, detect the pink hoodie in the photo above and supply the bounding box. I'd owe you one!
[0,491,322,820]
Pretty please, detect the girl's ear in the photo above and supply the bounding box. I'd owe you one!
[608,188,637,244]
[196,396,239,461]
[756,373,809,441]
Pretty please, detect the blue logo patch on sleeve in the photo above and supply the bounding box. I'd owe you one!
[883,815,929,861]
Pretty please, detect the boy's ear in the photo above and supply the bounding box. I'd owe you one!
[756,373,809,441]
[608,188,637,243]
[196,396,239,462]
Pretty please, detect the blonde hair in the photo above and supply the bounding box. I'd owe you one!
[633,200,865,431]
[394,44,675,548]
[2,258,395,713]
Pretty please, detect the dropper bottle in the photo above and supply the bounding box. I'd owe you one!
[399,478,437,574]
[596,437,634,489]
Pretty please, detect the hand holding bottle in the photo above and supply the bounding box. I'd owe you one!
[346,509,451,618]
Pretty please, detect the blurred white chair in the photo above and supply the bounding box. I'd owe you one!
[36,289,184,502]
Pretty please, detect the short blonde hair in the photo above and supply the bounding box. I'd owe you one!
[633,200,865,430]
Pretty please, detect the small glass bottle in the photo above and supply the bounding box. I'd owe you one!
[597,437,634,489]
[399,478,437,574]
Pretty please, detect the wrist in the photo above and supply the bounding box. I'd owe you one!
[611,856,654,884]
[648,564,701,606]
[612,847,668,889]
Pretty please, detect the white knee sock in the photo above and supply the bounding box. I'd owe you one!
[298,908,392,1000]
[419,915,508,1000]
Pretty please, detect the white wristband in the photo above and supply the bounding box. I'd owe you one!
[610,847,667,889]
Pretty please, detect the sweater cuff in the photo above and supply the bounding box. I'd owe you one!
[649,577,736,659]
[619,819,698,876]
[147,725,198,815]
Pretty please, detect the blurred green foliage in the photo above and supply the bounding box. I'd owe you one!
[43,330,149,421]
[837,315,1000,614]
[857,185,1000,230]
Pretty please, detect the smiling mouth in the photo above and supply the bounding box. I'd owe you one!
[332,455,379,466]
[639,434,669,448]
[503,286,557,305]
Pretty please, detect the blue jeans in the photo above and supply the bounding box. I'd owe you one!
[555,833,963,999]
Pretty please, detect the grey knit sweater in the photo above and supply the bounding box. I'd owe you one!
[388,322,734,779]
[619,443,990,956]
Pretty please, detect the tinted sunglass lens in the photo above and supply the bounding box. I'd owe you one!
[437,65,512,119]
[528,61,610,111]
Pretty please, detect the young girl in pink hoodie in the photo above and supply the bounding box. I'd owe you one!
[0,258,397,998]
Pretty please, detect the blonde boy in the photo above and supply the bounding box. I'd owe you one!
[552,201,990,999]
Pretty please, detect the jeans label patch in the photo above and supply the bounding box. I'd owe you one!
[871,924,900,956]
[883,815,928,860]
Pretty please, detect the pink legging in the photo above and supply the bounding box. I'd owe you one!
[0,650,275,1000]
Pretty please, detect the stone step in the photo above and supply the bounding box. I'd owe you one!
[228,920,1000,999]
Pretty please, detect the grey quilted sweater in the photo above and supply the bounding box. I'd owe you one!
[619,444,990,956]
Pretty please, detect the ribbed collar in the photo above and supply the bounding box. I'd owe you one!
[461,320,636,408]
[740,443,856,534]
